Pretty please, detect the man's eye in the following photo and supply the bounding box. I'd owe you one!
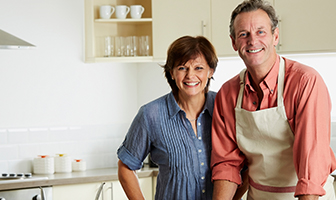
[239,33,247,37]
[258,30,264,34]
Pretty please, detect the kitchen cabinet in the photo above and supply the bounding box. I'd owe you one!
[53,177,152,200]
[53,182,104,200]
[152,175,157,198]
[104,177,153,200]
[151,0,211,60]
[273,0,336,53]
[211,1,241,57]
[84,0,153,63]
[84,0,336,63]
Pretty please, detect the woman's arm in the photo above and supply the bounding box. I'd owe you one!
[118,160,145,200]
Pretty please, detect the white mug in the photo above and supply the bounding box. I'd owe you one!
[99,5,115,19]
[115,5,130,19]
[130,5,145,19]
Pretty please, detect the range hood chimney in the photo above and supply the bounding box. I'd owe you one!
[0,29,35,49]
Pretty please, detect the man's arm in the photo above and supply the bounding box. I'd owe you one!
[213,180,238,200]
[298,195,319,200]
[118,160,145,200]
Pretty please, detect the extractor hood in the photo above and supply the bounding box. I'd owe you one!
[0,29,35,49]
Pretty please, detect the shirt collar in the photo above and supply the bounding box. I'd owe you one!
[167,91,214,119]
[245,55,280,94]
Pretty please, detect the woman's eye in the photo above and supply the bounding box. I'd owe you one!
[195,66,204,70]
[177,66,186,70]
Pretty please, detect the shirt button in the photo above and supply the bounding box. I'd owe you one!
[201,176,205,180]
[202,189,205,193]
[198,137,202,140]
[201,162,204,166]
[198,149,202,153]
[198,122,201,126]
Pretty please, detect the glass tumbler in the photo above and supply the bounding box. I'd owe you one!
[104,36,114,57]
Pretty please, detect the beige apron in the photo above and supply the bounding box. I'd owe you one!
[235,58,335,200]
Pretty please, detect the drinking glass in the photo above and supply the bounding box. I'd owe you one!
[104,36,114,57]
[140,35,150,56]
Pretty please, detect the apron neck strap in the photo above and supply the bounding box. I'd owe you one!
[236,57,286,109]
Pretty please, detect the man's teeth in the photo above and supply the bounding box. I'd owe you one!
[185,82,199,86]
[248,49,262,53]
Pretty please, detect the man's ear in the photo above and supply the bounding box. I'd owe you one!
[230,35,238,51]
[273,27,280,47]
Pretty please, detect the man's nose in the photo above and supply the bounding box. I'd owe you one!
[248,34,257,45]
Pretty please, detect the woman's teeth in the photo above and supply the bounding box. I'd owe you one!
[247,48,262,53]
[185,82,199,86]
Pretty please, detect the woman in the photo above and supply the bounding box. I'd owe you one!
[117,35,246,199]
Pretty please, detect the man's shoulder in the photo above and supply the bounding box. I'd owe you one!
[284,57,320,77]
[220,73,241,92]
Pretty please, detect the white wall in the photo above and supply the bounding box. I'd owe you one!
[0,0,335,173]
[0,0,138,172]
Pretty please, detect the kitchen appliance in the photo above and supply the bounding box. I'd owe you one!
[0,186,52,200]
[0,173,47,183]
[0,173,51,199]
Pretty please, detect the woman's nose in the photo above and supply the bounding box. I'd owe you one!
[186,68,195,77]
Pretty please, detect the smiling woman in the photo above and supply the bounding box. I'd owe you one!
[117,35,222,200]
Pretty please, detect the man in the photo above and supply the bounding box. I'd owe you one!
[211,0,336,199]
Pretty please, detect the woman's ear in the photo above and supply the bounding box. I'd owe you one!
[170,70,174,80]
[208,69,214,79]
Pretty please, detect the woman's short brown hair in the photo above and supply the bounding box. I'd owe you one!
[162,35,218,96]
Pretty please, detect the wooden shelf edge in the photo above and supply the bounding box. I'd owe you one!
[95,18,152,23]
[85,56,154,63]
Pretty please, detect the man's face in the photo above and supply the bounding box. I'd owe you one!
[231,9,279,70]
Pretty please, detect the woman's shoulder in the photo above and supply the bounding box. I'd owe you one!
[138,93,171,118]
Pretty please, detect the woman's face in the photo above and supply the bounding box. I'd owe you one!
[170,54,214,100]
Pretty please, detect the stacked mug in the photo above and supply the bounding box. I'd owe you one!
[33,155,54,174]
[54,154,72,173]
[99,4,145,19]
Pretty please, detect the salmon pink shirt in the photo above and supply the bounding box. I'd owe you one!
[211,55,336,196]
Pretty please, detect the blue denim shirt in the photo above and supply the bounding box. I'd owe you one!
[117,91,216,200]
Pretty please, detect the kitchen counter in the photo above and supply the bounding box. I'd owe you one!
[0,167,159,191]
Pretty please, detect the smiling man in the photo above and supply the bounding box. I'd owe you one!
[211,0,336,200]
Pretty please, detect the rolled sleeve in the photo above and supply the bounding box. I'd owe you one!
[117,145,143,170]
[117,106,151,171]
[291,65,335,196]
[211,79,246,185]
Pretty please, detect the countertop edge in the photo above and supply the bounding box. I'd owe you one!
[0,167,158,191]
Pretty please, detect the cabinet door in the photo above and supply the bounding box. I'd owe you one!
[53,182,103,200]
[211,0,274,57]
[110,177,153,200]
[274,0,336,53]
[152,0,211,60]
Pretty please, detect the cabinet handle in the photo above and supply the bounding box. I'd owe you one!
[39,186,46,200]
[95,182,105,200]
[201,20,206,36]
[277,16,282,51]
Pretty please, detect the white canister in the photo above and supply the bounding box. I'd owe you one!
[33,155,54,174]
[54,154,72,173]
[72,159,87,172]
